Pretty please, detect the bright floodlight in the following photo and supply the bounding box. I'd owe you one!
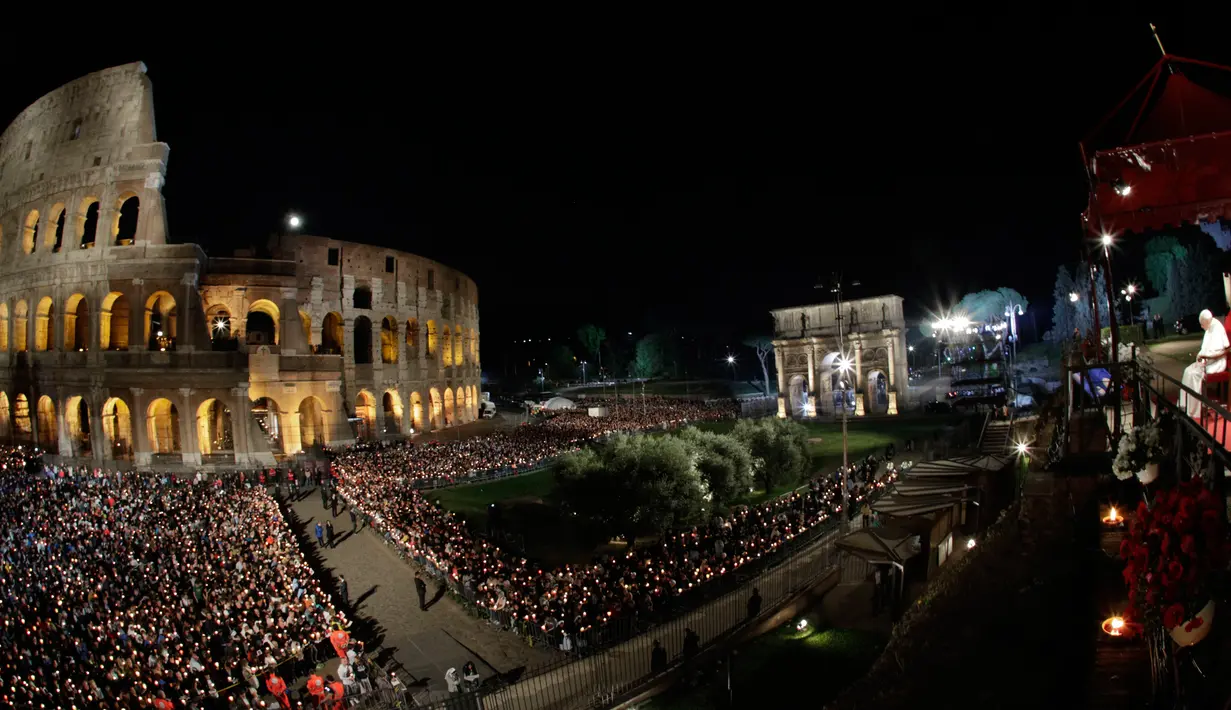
[1101,233,1113,247]
[1015,441,1029,455]
[836,356,852,373]
[726,355,736,365]
[1127,284,1136,294]
[1069,292,1080,303]
[796,618,809,631]
[287,214,302,229]
[908,345,914,352]
[952,316,971,330]
[966,538,977,550]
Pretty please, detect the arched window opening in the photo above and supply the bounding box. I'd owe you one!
[13,301,28,353]
[443,388,455,426]
[383,391,403,434]
[299,310,312,346]
[34,297,54,351]
[465,386,475,421]
[320,312,343,354]
[144,291,177,351]
[102,397,132,458]
[0,393,10,438]
[298,396,326,450]
[352,286,372,310]
[36,396,57,451]
[353,316,372,364]
[207,305,235,350]
[406,319,419,358]
[79,199,99,249]
[51,206,66,253]
[64,295,88,351]
[245,300,279,346]
[114,195,139,245]
[442,328,453,366]
[13,395,31,440]
[470,328,478,364]
[381,317,398,363]
[454,326,464,366]
[22,211,39,255]
[355,390,376,440]
[196,398,233,456]
[426,320,438,356]
[146,398,180,454]
[410,392,424,431]
[429,388,442,429]
[252,397,283,454]
[100,292,131,350]
[66,396,91,456]
[0,304,9,352]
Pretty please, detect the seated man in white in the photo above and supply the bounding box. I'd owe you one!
[1180,309,1230,418]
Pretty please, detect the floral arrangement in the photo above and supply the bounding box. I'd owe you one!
[1112,423,1163,481]
[1120,478,1228,633]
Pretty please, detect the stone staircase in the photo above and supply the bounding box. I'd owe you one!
[980,419,1012,455]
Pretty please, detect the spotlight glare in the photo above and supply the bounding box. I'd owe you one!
[1101,233,1113,247]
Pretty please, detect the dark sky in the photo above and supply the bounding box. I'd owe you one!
[5,8,1228,366]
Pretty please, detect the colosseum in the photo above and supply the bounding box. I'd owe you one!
[0,62,480,468]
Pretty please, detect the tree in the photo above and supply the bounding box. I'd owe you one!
[577,324,606,372]
[677,428,755,511]
[556,433,707,540]
[730,417,810,494]
[743,336,775,395]
[922,287,1030,337]
[1046,265,1077,342]
[630,334,665,378]
[1144,234,1223,321]
[550,344,578,380]
[1072,260,1110,335]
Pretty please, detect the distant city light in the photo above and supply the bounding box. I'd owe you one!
[966,538,977,550]
[1069,292,1080,303]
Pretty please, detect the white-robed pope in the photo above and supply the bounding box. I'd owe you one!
[1180,309,1231,418]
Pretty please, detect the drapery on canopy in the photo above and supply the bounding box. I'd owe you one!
[1082,55,1231,236]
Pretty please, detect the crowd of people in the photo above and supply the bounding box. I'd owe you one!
[334,410,900,650]
[347,396,738,485]
[0,449,345,708]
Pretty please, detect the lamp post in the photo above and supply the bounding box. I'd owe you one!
[1003,303,1024,371]
[726,354,737,382]
[580,360,587,385]
[907,345,914,370]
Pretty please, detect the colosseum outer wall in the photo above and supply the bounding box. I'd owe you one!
[0,62,481,469]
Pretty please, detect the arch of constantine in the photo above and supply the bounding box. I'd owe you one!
[771,294,909,419]
[0,62,480,468]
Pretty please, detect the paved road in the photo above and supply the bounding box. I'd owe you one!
[285,493,558,704]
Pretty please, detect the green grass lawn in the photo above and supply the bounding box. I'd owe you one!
[646,622,885,710]
[431,466,558,528]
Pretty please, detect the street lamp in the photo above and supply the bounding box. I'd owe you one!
[1069,292,1080,303]
[580,360,587,385]
[835,354,854,529]
[726,354,737,383]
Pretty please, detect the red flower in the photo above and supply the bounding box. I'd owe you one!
[1163,603,1187,630]
[1184,615,1205,633]
[1181,534,1197,556]
[1165,560,1185,584]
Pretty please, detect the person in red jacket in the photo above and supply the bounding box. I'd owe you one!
[306,673,326,705]
[266,672,290,710]
[151,690,174,710]
[326,676,346,710]
[329,628,350,660]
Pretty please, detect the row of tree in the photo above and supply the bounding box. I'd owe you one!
[555,418,810,541]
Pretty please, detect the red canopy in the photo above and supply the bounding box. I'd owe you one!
[1082,55,1231,235]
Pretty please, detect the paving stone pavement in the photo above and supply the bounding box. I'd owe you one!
[286,492,560,698]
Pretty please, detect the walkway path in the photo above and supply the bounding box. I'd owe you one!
[285,492,558,704]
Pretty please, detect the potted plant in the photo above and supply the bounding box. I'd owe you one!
[1113,423,1163,484]
[1120,478,1228,646]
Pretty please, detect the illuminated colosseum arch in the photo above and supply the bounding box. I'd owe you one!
[64,294,89,351]
[245,299,280,346]
[251,397,283,453]
[36,396,57,450]
[65,395,91,455]
[206,304,234,349]
[299,310,313,346]
[470,328,478,364]
[144,292,177,351]
[321,312,344,354]
[429,388,442,429]
[0,392,10,437]
[101,292,131,350]
[426,320,439,357]
[48,203,66,252]
[196,398,233,456]
[113,193,139,245]
[410,391,424,431]
[13,300,28,352]
[34,297,54,351]
[383,390,403,434]
[380,317,398,363]
[0,304,9,352]
[78,197,100,248]
[298,396,327,448]
[406,319,419,359]
[354,390,376,439]
[102,397,132,457]
[461,386,472,422]
[146,398,180,454]
[353,316,373,364]
[22,210,40,255]
[441,327,453,366]
[12,394,31,440]
[453,325,463,366]
[443,387,455,426]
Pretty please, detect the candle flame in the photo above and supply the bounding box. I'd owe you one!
[1109,507,1118,522]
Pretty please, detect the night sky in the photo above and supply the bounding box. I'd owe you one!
[5,9,1229,370]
